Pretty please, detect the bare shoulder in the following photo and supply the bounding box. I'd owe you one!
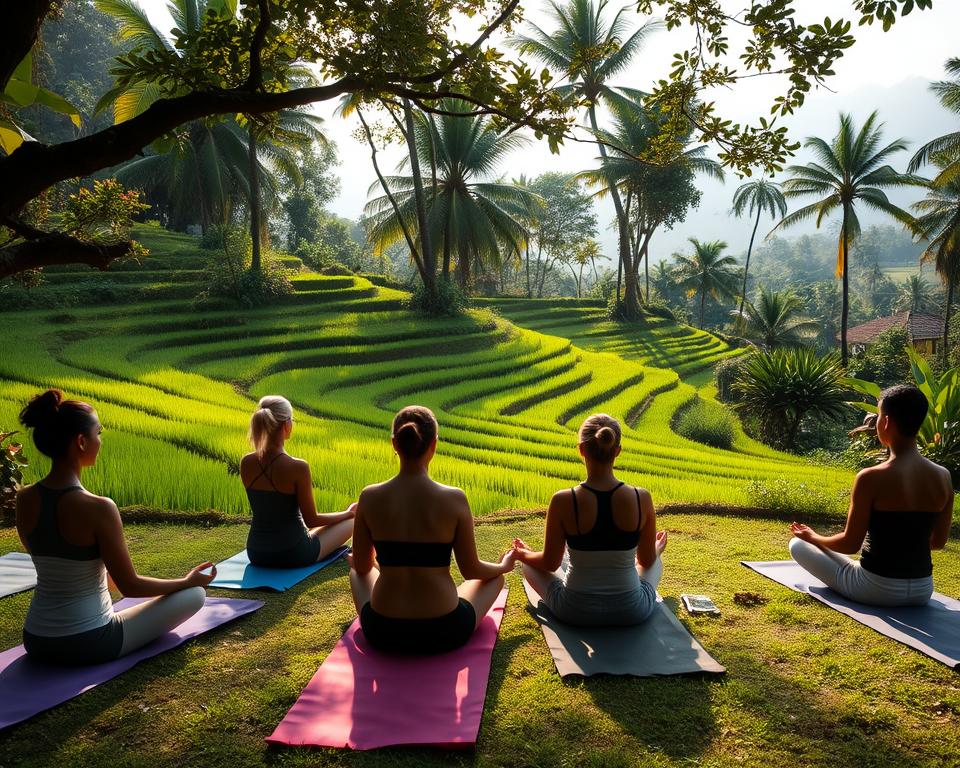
[550,488,574,506]
[77,490,120,517]
[629,485,653,504]
[924,457,954,488]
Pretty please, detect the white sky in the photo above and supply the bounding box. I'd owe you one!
[139,0,960,264]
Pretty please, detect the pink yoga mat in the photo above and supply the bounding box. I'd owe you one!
[267,589,508,750]
[0,596,263,730]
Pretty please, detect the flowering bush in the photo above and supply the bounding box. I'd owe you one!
[0,431,28,520]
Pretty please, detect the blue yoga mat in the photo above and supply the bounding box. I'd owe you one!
[0,553,37,599]
[209,546,349,591]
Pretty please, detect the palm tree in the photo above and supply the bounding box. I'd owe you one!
[731,179,787,318]
[911,169,960,365]
[774,112,923,366]
[908,57,960,188]
[363,100,539,287]
[513,0,660,318]
[894,275,938,313]
[673,238,739,329]
[736,286,818,349]
[578,89,723,306]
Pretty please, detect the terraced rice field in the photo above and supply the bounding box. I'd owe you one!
[0,225,851,518]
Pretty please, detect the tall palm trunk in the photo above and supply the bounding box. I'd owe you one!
[525,242,531,298]
[944,276,955,368]
[840,206,850,367]
[588,105,638,318]
[248,123,261,274]
[699,288,706,329]
[738,206,762,317]
[403,99,437,297]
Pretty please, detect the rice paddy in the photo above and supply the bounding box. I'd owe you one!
[0,224,854,519]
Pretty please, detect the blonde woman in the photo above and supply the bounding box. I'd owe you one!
[513,413,667,626]
[240,396,355,567]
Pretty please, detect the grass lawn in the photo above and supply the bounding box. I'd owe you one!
[1,513,957,767]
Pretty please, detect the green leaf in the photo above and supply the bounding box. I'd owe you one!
[0,118,30,154]
[846,400,879,415]
[33,87,82,128]
[842,376,881,399]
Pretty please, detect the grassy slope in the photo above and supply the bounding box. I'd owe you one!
[1,518,957,767]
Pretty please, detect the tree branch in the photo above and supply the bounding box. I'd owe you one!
[0,234,131,280]
[1,1,52,93]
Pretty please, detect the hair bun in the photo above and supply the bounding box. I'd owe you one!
[19,389,63,428]
[596,426,615,446]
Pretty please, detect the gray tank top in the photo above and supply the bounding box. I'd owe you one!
[24,485,113,637]
[245,455,310,554]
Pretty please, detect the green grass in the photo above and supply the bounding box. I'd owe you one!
[1,515,957,766]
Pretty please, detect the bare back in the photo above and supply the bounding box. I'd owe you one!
[239,452,304,495]
[16,484,106,552]
[862,452,952,514]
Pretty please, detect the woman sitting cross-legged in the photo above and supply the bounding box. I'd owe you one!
[241,395,355,567]
[790,384,953,606]
[349,405,515,655]
[16,389,215,666]
[512,413,666,626]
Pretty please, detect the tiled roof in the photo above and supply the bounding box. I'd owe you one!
[844,311,944,345]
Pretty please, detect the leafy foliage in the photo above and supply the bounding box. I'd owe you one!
[0,430,28,520]
[406,275,469,317]
[736,287,818,350]
[845,327,912,389]
[674,396,735,449]
[673,237,739,329]
[196,225,292,307]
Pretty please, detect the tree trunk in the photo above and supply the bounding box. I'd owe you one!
[403,99,436,282]
[739,206,761,318]
[588,106,636,318]
[248,122,261,274]
[944,276,955,368]
[786,409,804,450]
[525,242,531,298]
[442,230,451,278]
[840,207,850,367]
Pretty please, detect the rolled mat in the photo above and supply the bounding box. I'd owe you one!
[266,588,508,750]
[0,596,263,730]
[0,552,37,599]
[209,546,349,591]
[523,578,725,677]
[742,560,960,670]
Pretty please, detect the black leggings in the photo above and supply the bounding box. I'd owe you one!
[360,599,476,655]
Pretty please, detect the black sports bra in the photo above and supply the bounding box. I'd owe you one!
[566,482,642,552]
[374,539,454,568]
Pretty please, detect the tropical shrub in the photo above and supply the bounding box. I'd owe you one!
[732,348,849,450]
[407,277,468,317]
[674,397,736,449]
[1,431,28,521]
[746,478,848,517]
[197,226,293,308]
[715,355,750,403]
[846,327,912,389]
[847,347,960,486]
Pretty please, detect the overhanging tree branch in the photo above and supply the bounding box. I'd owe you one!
[0,234,130,280]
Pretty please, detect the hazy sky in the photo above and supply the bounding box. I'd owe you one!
[139,0,960,264]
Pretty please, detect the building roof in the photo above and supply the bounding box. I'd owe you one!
[844,310,944,345]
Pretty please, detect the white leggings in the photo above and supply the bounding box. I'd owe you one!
[789,538,933,607]
[118,587,207,656]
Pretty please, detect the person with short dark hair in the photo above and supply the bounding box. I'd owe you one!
[16,389,216,666]
[790,385,953,606]
[348,405,515,654]
[512,413,666,626]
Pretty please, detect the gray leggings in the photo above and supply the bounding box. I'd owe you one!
[789,538,933,607]
[24,587,206,665]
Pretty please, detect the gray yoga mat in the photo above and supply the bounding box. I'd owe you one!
[0,553,36,599]
[743,560,960,670]
[522,578,725,677]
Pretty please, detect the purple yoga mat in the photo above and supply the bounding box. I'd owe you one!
[0,596,263,730]
[267,589,508,750]
[743,560,960,670]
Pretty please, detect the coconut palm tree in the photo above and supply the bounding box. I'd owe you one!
[513,0,661,318]
[894,274,938,313]
[578,89,723,305]
[731,179,787,318]
[774,112,923,366]
[911,169,960,365]
[363,100,539,287]
[736,286,818,349]
[909,57,960,189]
[673,238,739,329]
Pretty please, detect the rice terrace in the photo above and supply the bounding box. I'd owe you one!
[2,1,960,767]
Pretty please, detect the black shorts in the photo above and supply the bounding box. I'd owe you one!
[247,532,322,568]
[360,598,477,655]
[23,617,124,666]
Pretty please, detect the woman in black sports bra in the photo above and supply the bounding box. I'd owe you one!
[348,405,515,654]
[513,413,667,626]
[789,385,953,606]
[240,396,355,567]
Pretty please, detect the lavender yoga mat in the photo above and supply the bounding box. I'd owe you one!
[0,552,36,599]
[522,578,725,677]
[743,560,960,670]
[209,546,348,591]
[267,589,508,750]
[0,596,263,730]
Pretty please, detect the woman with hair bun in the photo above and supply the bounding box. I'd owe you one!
[240,395,354,567]
[513,413,667,626]
[349,405,515,654]
[15,389,214,666]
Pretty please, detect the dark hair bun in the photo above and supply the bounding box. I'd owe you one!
[596,426,616,446]
[19,389,63,428]
[394,421,424,454]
